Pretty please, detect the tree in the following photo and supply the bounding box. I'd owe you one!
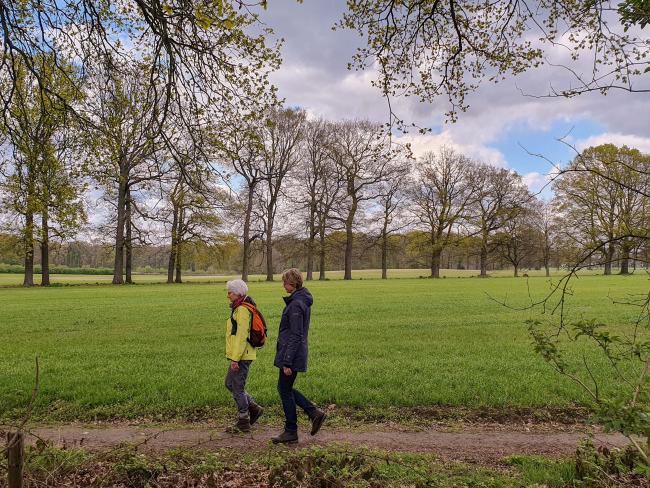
[0,0,281,133]
[298,119,334,281]
[408,148,476,278]
[0,54,86,286]
[258,108,306,281]
[83,60,165,284]
[469,165,528,278]
[215,113,266,282]
[523,145,650,470]
[339,0,650,124]
[496,199,540,277]
[553,144,650,275]
[329,120,407,280]
[374,173,410,279]
[531,200,558,277]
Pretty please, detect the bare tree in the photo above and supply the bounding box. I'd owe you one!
[374,173,410,279]
[531,200,558,278]
[258,108,306,281]
[315,158,344,281]
[329,120,408,280]
[408,148,476,278]
[469,164,528,278]
[291,119,345,281]
[83,60,166,284]
[496,197,539,277]
[216,113,268,281]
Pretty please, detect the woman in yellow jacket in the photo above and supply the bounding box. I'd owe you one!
[225,279,263,432]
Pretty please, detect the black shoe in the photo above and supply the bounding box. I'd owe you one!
[310,409,326,436]
[249,403,264,425]
[271,430,298,444]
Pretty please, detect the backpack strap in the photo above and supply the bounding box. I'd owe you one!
[230,307,238,335]
[239,302,255,329]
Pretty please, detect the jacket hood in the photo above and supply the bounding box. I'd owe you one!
[284,286,313,306]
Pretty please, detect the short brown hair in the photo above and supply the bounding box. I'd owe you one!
[282,268,303,289]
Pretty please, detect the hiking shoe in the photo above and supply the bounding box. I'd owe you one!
[271,430,298,444]
[310,409,326,436]
[249,403,264,425]
[235,416,251,433]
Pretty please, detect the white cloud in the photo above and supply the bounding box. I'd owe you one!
[522,171,549,192]
[575,133,650,153]
[262,0,650,177]
[398,132,506,167]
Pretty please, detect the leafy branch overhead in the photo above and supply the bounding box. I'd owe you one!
[339,0,650,124]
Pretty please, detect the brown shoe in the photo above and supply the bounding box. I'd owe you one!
[235,416,251,433]
[310,409,326,436]
[271,430,298,444]
[249,403,264,425]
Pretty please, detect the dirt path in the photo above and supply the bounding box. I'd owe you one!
[27,423,628,464]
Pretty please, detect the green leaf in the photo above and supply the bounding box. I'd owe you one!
[195,10,214,30]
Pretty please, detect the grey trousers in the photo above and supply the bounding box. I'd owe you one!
[225,360,256,418]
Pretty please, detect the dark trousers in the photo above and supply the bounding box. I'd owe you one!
[277,369,317,433]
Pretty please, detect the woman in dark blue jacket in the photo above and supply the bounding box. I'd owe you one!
[271,268,326,444]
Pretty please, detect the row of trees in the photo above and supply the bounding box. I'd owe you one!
[2,70,649,285]
[1,0,649,287]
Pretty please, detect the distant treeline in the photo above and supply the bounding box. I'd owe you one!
[2,228,649,277]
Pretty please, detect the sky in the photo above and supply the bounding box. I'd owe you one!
[257,0,650,197]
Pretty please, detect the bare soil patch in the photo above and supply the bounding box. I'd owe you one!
[27,421,627,464]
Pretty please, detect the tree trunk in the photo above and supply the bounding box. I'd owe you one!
[175,207,184,283]
[513,264,519,277]
[306,232,315,281]
[167,205,179,284]
[344,222,353,280]
[544,230,551,277]
[306,238,314,281]
[23,211,34,287]
[381,231,388,279]
[40,207,50,286]
[344,203,357,281]
[112,175,127,284]
[604,243,615,275]
[430,247,442,279]
[619,244,631,275]
[479,239,488,278]
[175,244,182,283]
[319,226,326,280]
[306,203,317,281]
[265,207,274,282]
[241,185,254,282]
[125,187,133,284]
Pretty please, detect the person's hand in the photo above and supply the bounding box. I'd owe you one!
[230,361,239,371]
[283,367,292,376]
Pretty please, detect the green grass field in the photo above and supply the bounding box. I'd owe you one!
[1,272,648,420]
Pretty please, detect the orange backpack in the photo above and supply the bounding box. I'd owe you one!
[239,302,268,348]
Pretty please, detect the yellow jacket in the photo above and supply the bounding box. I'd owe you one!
[225,305,257,361]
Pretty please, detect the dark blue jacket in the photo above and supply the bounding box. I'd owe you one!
[274,287,313,372]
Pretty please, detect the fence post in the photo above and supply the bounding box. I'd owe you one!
[7,431,24,488]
